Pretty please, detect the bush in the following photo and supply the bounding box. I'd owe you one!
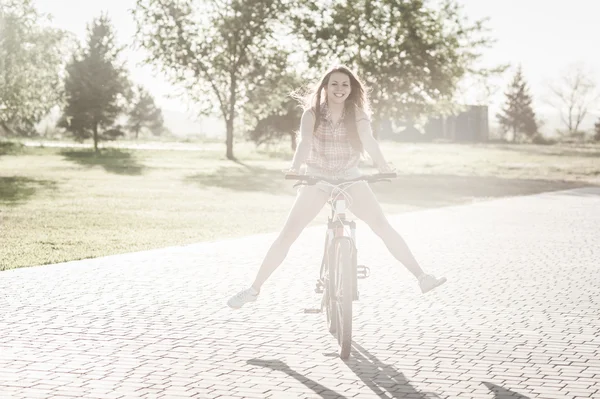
[531,133,555,145]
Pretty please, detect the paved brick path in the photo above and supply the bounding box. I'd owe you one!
[2,188,600,399]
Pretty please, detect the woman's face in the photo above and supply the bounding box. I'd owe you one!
[325,72,352,105]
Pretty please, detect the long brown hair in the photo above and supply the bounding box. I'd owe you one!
[292,65,371,152]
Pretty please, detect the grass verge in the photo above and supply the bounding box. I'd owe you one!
[1,140,598,270]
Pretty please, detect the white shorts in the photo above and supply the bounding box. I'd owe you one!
[304,166,363,195]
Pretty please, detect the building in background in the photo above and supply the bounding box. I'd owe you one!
[380,105,490,142]
[425,105,489,142]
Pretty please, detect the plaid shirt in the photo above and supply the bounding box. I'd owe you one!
[306,104,362,175]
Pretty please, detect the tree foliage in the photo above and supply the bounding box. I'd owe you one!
[496,66,538,141]
[127,86,166,139]
[132,0,292,160]
[291,0,503,127]
[247,101,302,150]
[0,0,70,135]
[594,118,600,142]
[58,13,131,152]
[245,71,304,150]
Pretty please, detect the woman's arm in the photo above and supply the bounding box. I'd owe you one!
[288,109,315,172]
[356,110,393,172]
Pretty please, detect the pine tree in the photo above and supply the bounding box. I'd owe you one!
[127,86,166,139]
[58,13,131,152]
[496,66,538,141]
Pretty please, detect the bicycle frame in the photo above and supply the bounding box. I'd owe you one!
[286,172,396,300]
[318,190,358,302]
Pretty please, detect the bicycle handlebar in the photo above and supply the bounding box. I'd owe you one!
[285,172,397,185]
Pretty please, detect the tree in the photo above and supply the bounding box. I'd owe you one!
[132,0,292,160]
[594,118,600,142]
[0,0,70,135]
[58,13,131,152]
[546,63,600,135]
[247,101,302,150]
[245,71,304,150]
[127,86,166,139]
[291,0,504,130]
[496,66,538,141]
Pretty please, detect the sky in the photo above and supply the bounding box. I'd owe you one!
[35,0,600,136]
[457,0,599,131]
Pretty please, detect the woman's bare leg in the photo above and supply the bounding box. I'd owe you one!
[347,182,425,278]
[251,185,329,291]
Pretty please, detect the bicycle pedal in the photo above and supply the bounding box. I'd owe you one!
[315,279,324,293]
[357,265,370,279]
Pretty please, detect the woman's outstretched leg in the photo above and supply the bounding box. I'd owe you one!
[228,185,329,308]
[348,182,446,293]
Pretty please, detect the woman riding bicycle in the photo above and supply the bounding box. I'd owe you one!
[228,65,446,309]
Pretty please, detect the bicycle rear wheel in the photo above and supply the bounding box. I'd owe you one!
[334,239,354,359]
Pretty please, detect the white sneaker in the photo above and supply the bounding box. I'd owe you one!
[418,274,447,294]
[227,287,259,309]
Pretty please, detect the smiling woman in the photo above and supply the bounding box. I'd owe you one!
[328,73,351,103]
[226,65,447,310]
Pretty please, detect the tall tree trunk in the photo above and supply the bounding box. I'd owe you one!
[225,117,234,160]
[226,73,236,161]
[93,123,99,153]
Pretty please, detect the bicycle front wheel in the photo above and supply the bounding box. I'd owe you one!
[334,239,354,359]
[324,249,337,335]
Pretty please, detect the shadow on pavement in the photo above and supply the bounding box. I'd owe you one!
[371,174,594,209]
[248,342,444,399]
[185,165,596,212]
[246,359,346,398]
[493,144,600,158]
[345,342,441,399]
[546,187,600,197]
[482,382,531,398]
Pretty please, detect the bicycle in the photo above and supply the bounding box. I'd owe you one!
[285,172,397,359]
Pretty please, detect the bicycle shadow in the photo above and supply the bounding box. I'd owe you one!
[247,342,441,399]
[482,382,530,398]
[246,359,344,398]
[343,342,440,399]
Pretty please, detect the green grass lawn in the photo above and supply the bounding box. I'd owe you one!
[1,139,599,271]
